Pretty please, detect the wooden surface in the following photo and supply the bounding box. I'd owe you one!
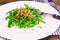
[40,35,60,40]
[0,0,19,4]
[0,0,60,40]
[53,0,60,10]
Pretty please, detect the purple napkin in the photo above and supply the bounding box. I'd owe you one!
[33,0,60,35]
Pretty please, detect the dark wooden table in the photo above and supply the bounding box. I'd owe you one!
[0,0,60,40]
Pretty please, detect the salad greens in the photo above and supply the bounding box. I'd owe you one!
[6,4,45,29]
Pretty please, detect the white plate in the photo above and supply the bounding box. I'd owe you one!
[0,1,60,40]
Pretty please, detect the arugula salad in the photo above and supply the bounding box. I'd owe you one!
[6,4,45,29]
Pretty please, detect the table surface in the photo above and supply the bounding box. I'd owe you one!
[0,0,60,40]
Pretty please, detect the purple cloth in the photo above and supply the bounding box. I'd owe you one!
[33,0,60,35]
